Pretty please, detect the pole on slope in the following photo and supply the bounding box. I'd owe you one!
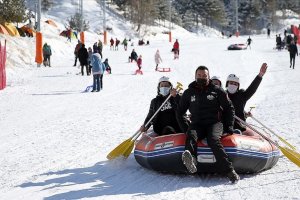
[103,0,107,45]
[35,0,42,67]
[79,0,85,44]
[168,0,172,42]
[235,0,239,37]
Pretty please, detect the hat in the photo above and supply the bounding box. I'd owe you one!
[158,76,170,84]
[157,76,172,94]
[211,76,221,81]
[226,74,239,84]
[226,74,240,88]
[211,76,222,86]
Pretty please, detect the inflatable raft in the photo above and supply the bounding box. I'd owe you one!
[134,130,280,174]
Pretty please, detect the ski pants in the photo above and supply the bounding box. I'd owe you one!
[290,54,296,69]
[185,122,234,174]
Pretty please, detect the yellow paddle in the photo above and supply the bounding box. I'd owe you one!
[107,82,183,160]
[106,130,140,160]
[250,115,297,151]
[235,115,300,168]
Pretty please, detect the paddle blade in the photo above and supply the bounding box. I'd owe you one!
[122,141,135,158]
[106,138,132,160]
[280,146,300,168]
[278,136,297,151]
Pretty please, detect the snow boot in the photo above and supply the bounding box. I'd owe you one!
[226,170,240,183]
[182,150,197,174]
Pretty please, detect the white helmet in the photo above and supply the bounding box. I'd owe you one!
[158,76,171,84]
[157,76,172,94]
[211,76,221,81]
[226,74,239,84]
[211,76,222,86]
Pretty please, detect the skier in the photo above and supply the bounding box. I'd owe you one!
[43,43,52,67]
[103,58,111,74]
[74,41,82,66]
[122,38,128,51]
[288,40,298,69]
[90,53,105,92]
[137,55,142,71]
[246,36,252,49]
[154,50,162,71]
[173,39,179,59]
[110,38,114,50]
[78,44,90,76]
[129,49,138,62]
[115,38,120,50]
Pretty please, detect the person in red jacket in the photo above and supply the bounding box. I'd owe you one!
[173,39,179,59]
[137,55,142,70]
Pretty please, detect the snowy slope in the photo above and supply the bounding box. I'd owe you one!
[1,1,300,199]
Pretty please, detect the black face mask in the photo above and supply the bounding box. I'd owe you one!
[196,78,207,87]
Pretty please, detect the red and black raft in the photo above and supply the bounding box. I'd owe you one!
[134,129,280,174]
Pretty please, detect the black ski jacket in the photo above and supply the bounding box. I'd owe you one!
[144,94,188,135]
[227,75,262,131]
[289,44,298,56]
[177,81,235,133]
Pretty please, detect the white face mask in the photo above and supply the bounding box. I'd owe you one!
[159,87,171,96]
[227,84,238,94]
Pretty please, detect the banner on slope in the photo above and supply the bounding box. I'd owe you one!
[0,40,7,90]
[291,25,300,45]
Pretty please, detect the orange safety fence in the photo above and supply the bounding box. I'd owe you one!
[169,31,172,43]
[35,32,43,64]
[0,40,7,90]
[80,31,85,44]
[104,31,107,45]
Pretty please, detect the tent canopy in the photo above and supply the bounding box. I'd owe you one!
[3,23,20,36]
[0,24,9,35]
[21,25,36,37]
[60,30,77,39]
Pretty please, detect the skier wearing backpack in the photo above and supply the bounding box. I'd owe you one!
[43,43,52,67]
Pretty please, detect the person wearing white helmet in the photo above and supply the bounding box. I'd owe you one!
[226,74,240,94]
[226,63,268,132]
[140,76,188,136]
[211,76,222,87]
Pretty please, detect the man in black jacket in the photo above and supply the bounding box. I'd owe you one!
[176,66,239,183]
[288,40,298,69]
[226,63,267,132]
[78,44,90,75]
[140,76,188,135]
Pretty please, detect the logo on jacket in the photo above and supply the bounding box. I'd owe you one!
[160,101,172,111]
[207,94,215,100]
[191,95,196,102]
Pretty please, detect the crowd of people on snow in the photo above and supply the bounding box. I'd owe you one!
[40,27,299,184]
[273,27,299,68]
[72,39,113,92]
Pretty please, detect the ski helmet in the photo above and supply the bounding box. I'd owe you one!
[226,74,239,87]
[157,76,172,94]
[211,76,222,87]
